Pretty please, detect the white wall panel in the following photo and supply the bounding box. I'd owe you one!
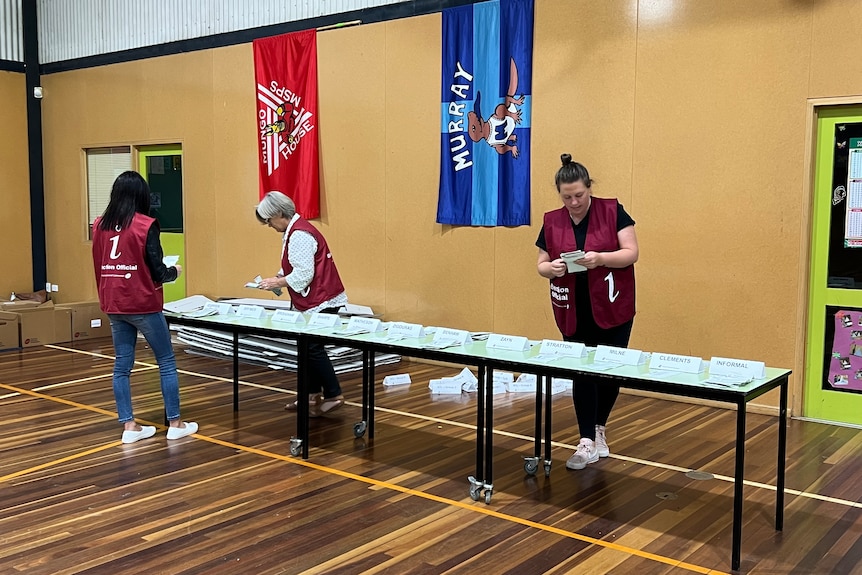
[38,0,410,64]
[0,0,22,62]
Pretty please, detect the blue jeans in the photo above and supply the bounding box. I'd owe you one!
[109,312,181,423]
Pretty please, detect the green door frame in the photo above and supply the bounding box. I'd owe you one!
[138,145,185,303]
[804,105,862,425]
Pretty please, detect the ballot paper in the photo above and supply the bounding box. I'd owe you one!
[245,275,283,297]
[560,250,587,273]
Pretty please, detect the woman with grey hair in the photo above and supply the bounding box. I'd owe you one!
[256,191,347,415]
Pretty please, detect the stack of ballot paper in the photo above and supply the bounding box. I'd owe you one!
[245,275,282,297]
[560,250,587,273]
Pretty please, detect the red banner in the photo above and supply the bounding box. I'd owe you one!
[253,30,320,218]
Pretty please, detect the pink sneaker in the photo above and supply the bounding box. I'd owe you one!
[566,438,599,470]
[595,425,610,457]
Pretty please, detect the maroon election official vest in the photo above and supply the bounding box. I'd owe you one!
[92,213,164,314]
[543,198,635,336]
[282,217,345,312]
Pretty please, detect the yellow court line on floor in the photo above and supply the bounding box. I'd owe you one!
[33,344,862,510]
[0,441,122,483]
[0,381,726,575]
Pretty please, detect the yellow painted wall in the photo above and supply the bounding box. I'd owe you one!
[0,71,31,299]
[15,0,862,412]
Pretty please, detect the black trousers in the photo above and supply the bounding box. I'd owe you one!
[304,307,342,399]
[564,316,633,440]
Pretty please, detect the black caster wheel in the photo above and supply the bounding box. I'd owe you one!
[289,438,302,457]
[353,421,367,438]
[524,459,538,476]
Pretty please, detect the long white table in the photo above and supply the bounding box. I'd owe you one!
[166,311,789,571]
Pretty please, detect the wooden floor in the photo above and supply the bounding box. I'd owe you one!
[1,339,861,575]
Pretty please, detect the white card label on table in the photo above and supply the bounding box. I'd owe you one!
[434,327,470,346]
[538,339,587,358]
[209,302,235,315]
[594,345,646,366]
[382,373,412,386]
[486,333,530,352]
[272,309,304,324]
[237,304,266,319]
[493,371,515,385]
[346,316,383,332]
[508,373,537,393]
[649,352,707,374]
[709,356,766,380]
[308,312,340,329]
[387,321,425,339]
[428,377,463,394]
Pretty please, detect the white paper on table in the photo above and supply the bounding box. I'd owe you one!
[163,295,215,314]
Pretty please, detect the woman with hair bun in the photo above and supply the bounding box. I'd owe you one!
[536,155,638,470]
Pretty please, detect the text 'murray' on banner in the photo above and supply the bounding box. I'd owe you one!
[253,29,321,219]
[438,0,534,227]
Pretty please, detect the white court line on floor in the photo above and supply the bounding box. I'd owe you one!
[40,343,862,510]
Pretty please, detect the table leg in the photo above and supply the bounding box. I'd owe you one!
[367,350,376,439]
[293,337,309,459]
[776,376,787,530]
[232,331,239,412]
[732,400,747,571]
[544,374,553,475]
[469,365,486,501]
[484,366,494,503]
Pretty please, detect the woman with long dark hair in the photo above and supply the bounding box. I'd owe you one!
[92,170,198,443]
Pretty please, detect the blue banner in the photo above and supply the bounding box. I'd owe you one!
[437,0,533,227]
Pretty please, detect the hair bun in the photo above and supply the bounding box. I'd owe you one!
[560,153,572,166]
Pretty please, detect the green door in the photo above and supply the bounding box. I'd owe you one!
[139,145,185,303]
[805,106,862,425]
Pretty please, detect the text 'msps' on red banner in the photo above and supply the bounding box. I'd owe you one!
[253,29,320,219]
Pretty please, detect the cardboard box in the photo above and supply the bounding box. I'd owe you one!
[55,301,111,340]
[0,300,41,311]
[0,312,19,350]
[53,308,73,344]
[16,301,58,347]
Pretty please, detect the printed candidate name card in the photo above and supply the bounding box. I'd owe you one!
[340,316,383,335]
[208,302,235,315]
[237,304,267,319]
[508,373,537,393]
[307,312,341,329]
[709,356,766,380]
[422,327,470,349]
[486,333,530,352]
[387,321,425,339]
[649,352,707,374]
[382,373,412,387]
[538,339,587,358]
[272,309,305,324]
[455,367,479,392]
[428,377,464,394]
[435,327,470,345]
[594,345,647,366]
[550,377,573,394]
[492,371,514,394]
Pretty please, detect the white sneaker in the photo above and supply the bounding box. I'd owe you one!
[121,425,156,444]
[166,421,198,440]
[595,425,610,458]
[566,438,599,470]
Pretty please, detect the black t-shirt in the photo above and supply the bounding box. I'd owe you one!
[536,202,635,325]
